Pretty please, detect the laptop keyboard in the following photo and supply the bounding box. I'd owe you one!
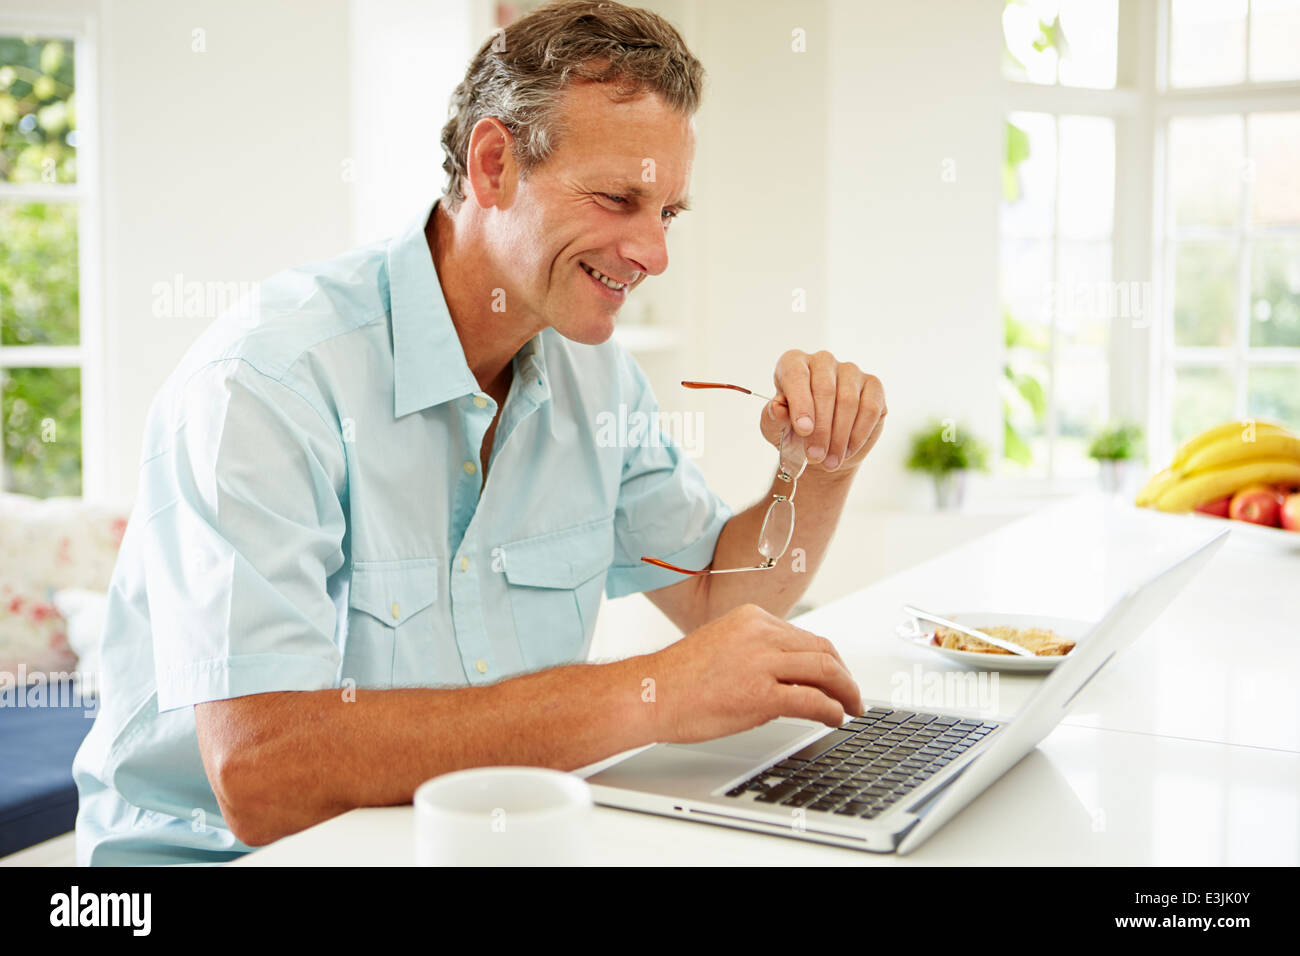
[724,707,1000,819]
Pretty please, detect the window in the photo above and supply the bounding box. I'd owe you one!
[1159,0,1300,450]
[1000,0,1300,483]
[0,25,96,498]
[1000,0,1123,480]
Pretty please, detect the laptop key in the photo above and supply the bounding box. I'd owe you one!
[780,791,819,808]
[788,729,860,761]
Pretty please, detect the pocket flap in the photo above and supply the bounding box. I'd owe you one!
[348,558,438,625]
[501,517,614,589]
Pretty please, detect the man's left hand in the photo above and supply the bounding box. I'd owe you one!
[759,350,887,477]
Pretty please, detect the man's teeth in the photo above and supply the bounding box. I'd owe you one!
[582,263,627,290]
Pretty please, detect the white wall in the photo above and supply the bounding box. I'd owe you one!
[825,0,1005,512]
[347,0,486,245]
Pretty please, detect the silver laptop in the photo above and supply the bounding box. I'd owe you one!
[588,528,1229,855]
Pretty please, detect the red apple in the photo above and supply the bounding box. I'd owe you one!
[1229,484,1283,527]
[1281,493,1300,532]
[1195,495,1232,518]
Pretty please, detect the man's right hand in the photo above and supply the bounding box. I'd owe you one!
[640,603,863,744]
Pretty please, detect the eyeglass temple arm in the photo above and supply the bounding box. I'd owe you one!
[681,381,776,403]
[640,556,774,575]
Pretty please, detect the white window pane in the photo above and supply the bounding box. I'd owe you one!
[1247,366,1300,428]
[1002,112,1056,237]
[1002,0,1063,85]
[1170,0,1247,87]
[1057,241,1113,348]
[1169,115,1243,229]
[1173,241,1238,347]
[1058,115,1115,238]
[1057,0,1118,89]
[1173,366,1237,446]
[1250,239,1300,348]
[1250,0,1300,82]
[1003,238,1055,336]
[1248,112,1300,227]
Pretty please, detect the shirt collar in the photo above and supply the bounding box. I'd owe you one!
[388,197,551,419]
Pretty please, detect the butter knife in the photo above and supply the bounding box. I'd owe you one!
[902,605,1037,658]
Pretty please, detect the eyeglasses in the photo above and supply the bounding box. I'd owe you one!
[641,380,807,576]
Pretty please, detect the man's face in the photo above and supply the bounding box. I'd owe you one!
[497,80,695,346]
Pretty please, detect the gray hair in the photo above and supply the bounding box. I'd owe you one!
[439,0,705,214]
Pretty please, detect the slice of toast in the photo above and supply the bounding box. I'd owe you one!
[931,624,1075,657]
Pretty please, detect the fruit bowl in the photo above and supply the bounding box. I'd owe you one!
[1135,421,1300,529]
[1186,511,1300,550]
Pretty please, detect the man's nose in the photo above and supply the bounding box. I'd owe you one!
[620,209,671,278]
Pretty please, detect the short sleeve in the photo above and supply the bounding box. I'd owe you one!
[141,360,348,712]
[604,353,733,599]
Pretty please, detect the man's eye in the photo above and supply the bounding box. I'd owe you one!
[603,194,628,205]
[662,208,678,222]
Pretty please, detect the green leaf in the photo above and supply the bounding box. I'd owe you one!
[1012,370,1047,421]
[1004,420,1032,465]
[1003,120,1030,203]
[39,41,64,77]
[1031,15,1070,59]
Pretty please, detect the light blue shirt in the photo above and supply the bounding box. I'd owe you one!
[73,197,732,865]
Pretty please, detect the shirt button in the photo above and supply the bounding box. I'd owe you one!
[475,659,488,674]
[473,395,488,409]
[460,556,469,571]
[464,461,476,474]
[391,602,400,619]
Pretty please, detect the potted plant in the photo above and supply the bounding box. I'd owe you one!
[1088,422,1144,494]
[906,420,991,510]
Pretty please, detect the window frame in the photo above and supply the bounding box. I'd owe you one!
[0,10,103,499]
[997,0,1300,497]
[1153,0,1300,466]
[997,2,1143,495]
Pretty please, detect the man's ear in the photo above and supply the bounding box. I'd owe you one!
[465,116,516,209]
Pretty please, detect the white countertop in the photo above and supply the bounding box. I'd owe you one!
[234,493,1300,865]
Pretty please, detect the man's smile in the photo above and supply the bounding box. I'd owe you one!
[579,261,631,299]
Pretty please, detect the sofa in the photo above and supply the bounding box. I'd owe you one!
[0,492,127,857]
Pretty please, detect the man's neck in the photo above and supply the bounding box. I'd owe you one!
[427,199,536,398]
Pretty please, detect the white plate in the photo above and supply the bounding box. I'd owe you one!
[1186,511,1300,551]
[895,611,1092,673]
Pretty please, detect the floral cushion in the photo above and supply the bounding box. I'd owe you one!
[0,580,76,678]
[0,493,129,684]
[0,492,129,591]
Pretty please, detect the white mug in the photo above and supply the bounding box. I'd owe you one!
[414,766,594,866]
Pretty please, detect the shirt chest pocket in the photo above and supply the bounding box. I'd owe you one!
[500,516,614,672]
[344,557,439,688]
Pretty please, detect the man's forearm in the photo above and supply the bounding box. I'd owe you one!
[197,655,658,847]
[702,467,857,621]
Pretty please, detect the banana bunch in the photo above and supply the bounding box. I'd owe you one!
[1136,420,1300,513]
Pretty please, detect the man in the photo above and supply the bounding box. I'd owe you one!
[74,0,886,865]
